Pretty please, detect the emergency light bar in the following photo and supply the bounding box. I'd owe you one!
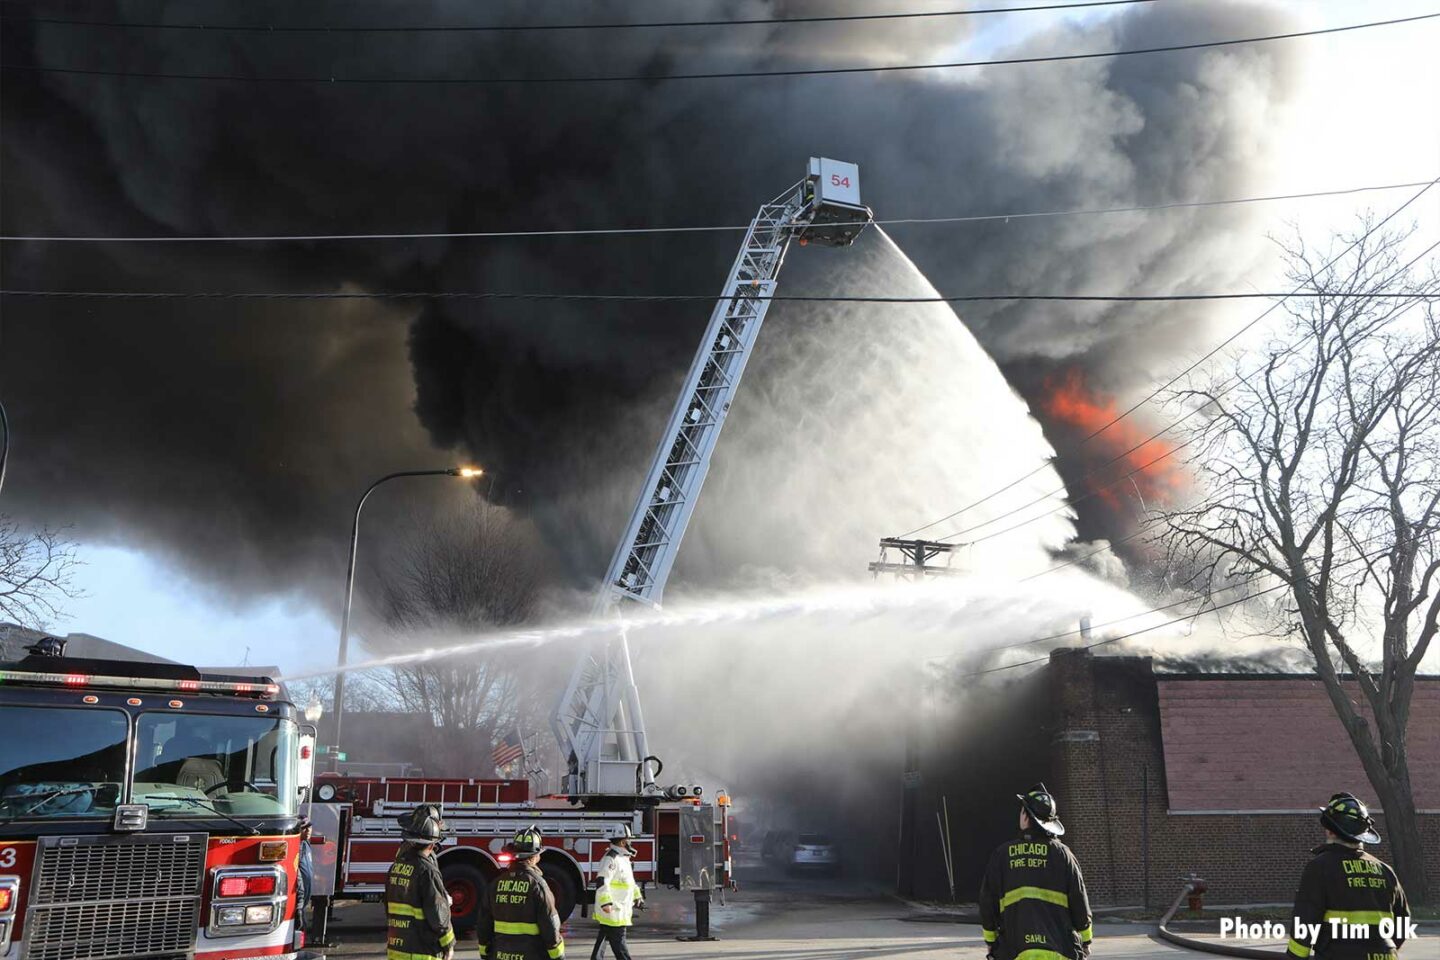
[0,669,279,699]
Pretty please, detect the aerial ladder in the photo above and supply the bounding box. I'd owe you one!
[551,158,873,799]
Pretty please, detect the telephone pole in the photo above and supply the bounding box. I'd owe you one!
[868,537,961,580]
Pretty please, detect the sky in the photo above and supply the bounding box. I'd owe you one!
[2,0,1438,675]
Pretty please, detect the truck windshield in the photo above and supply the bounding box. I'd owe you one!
[133,713,297,819]
[0,706,128,821]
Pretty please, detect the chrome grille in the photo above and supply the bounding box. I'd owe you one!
[26,833,205,960]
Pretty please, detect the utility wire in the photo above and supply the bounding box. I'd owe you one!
[5,13,1433,84]
[5,179,1428,244]
[1061,185,1439,449]
[3,1,1155,33]
[951,438,1194,544]
[0,290,1434,304]
[925,238,1440,546]
[1020,525,1152,583]
[955,545,1389,678]
[891,176,1440,540]
[905,235,1440,549]
[953,583,1271,678]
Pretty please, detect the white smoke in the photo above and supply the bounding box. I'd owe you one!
[541,227,1075,590]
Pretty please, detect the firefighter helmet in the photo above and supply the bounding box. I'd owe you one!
[399,803,447,844]
[1017,783,1065,836]
[611,823,636,851]
[1320,792,1381,844]
[509,825,544,858]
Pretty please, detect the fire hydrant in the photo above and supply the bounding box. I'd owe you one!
[1185,876,1208,911]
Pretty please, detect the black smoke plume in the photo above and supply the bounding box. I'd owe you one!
[1,0,1301,601]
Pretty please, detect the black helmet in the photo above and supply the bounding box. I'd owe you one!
[399,803,446,844]
[1320,793,1380,845]
[1017,783,1065,836]
[23,637,68,658]
[509,825,543,858]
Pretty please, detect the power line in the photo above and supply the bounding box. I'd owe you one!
[890,177,1440,540]
[1067,184,1440,446]
[4,178,1430,244]
[3,1,1156,33]
[904,234,1434,546]
[953,585,1280,678]
[950,438,1194,544]
[955,545,1387,678]
[1002,556,1298,649]
[1019,522,1158,582]
[925,237,1440,546]
[5,13,1433,84]
[894,405,1189,540]
[950,586,1260,677]
[1,290,1434,304]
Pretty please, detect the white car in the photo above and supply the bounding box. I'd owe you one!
[787,833,839,875]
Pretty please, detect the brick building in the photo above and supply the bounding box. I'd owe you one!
[906,650,1440,906]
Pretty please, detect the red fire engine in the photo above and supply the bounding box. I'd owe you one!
[0,647,311,960]
[306,773,730,931]
[306,157,864,939]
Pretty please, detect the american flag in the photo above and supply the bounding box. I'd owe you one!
[492,736,525,772]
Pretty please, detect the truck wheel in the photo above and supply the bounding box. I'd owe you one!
[541,861,578,922]
[442,862,487,933]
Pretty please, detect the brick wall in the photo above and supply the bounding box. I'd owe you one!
[1045,651,1440,906]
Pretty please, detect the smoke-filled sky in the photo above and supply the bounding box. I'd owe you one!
[1,0,1437,671]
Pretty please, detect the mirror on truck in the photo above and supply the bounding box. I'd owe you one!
[298,726,318,791]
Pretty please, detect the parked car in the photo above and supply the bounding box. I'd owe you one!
[788,832,839,876]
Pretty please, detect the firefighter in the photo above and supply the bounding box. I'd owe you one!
[1285,792,1411,960]
[386,803,456,960]
[294,816,320,959]
[979,783,1092,960]
[478,826,565,960]
[591,824,643,960]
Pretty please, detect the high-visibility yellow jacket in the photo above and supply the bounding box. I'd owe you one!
[593,846,642,928]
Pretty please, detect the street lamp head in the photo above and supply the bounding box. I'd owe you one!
[304,699,324,723]
[454,466,484,478]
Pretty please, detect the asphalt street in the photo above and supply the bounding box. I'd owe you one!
[312,857,1271,960]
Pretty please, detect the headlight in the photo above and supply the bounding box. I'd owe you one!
[207,866,285,937]
[244,904,274,925]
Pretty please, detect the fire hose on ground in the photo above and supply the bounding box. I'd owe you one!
[1158,878,1285,960]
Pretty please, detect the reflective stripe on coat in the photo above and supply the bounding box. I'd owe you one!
[594,848,640,928]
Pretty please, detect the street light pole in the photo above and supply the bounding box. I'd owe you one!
[1,399,10,497]
[332,466,482,769]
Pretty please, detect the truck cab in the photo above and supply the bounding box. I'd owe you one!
[0,651,307,960]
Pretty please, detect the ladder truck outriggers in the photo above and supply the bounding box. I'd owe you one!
[308,158,872,935]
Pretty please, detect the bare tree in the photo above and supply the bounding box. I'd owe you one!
[0,517,81,629]
[365,503,548,776]
[1157,219,1439,901]
[286,672,393,715]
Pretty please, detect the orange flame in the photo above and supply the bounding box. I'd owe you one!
[1039,368,1185,511]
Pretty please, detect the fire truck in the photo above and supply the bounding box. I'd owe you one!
[305,773,726,930]
[310,157,871,935]
[0,644,313,960]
